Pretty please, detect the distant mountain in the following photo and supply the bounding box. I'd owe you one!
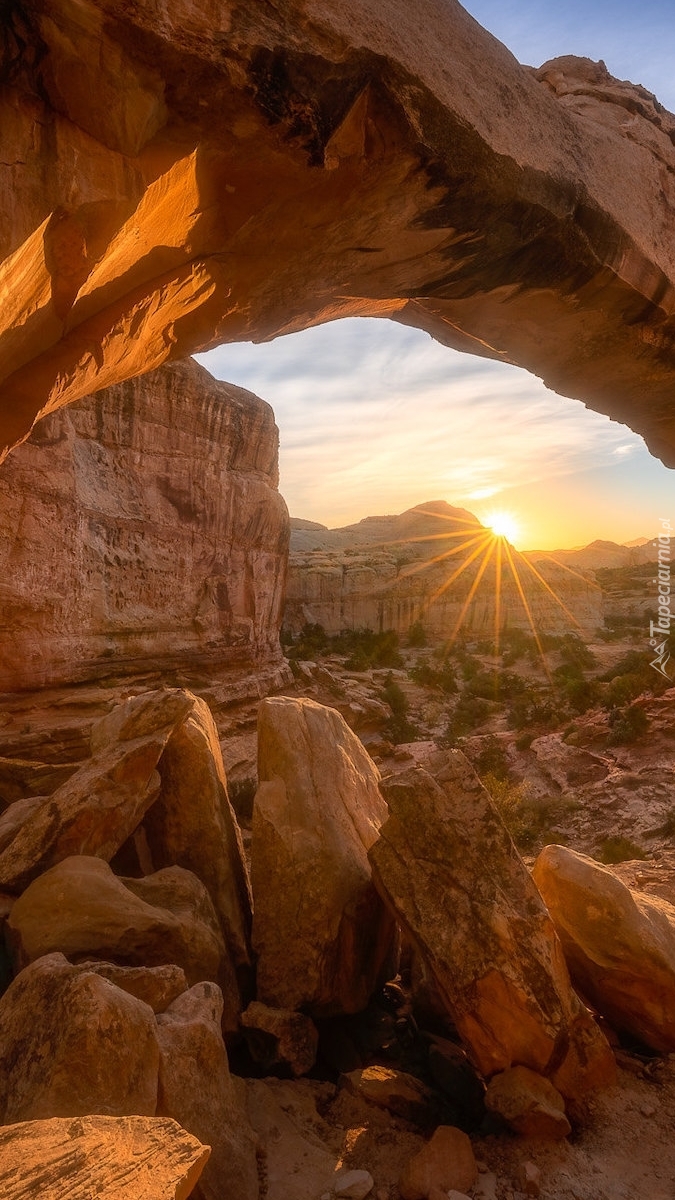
[289,501,481,554]
[526,537,674,571]
[286,502,602,638]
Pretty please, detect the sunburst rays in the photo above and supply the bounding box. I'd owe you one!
[348,504,592,679]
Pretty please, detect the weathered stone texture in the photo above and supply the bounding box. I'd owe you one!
[0,358,288,692]
[533,844,675,1052]
[0,1115,210,1200]
[2,7,675,465]
[252,697,397,1016]
[370,757,615,1098]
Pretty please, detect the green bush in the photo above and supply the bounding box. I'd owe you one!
[607,703,649,745]
[482,774,578,853]
[409,660,457,694]
[443,694,491,742]
[473,735,511,780]
[596,836,648,864]
[380,674,419,744]
[407,620,428,648]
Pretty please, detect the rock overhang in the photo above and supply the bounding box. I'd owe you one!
[1,0,675,466]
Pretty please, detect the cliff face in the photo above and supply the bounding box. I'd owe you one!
[1,6,675,466]
[285,505,602,637]
[0,360,289,692]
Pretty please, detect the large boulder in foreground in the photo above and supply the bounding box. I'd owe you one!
[144,695,253,987]
[251,697,397,1016]
[156,981,259,1200]
[7,856,226,988]
[0,689,194,893]
[0,1115,210,1199]
[0,954,159,1123]
[532,844,675,1052]
[370,758,615,1098]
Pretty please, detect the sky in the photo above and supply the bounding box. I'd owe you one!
[198,1,675,551]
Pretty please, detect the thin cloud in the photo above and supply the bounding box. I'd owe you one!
[196,317,646,529]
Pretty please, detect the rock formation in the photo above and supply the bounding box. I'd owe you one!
[285,503,602,637]
[370,757,615,1099]
[251,696,397,1016]
[156,982,259,1200]
[0,1115,210,1200]
[0,358,288,693]
[2,7,675,467]
[533,844,675,1052]
[0,953,161,1123]
[7,857,227,988]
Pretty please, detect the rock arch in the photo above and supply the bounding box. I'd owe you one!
[2,0,675,465]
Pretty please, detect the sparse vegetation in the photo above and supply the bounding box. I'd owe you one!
[596,836,648,864]
[481,773,577,853]
[406,620,427,648]
[282,623,403,669]
[408,659,457,693]
[443,694,491,742]
[607,703,649,745]
[380,674,418,744]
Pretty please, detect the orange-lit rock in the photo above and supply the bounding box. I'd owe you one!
[0,1115,210,1200]
[1,7,675,464]
[532,844,675,1052]
[370,757,616,1099]
[7,856,227,988]
[252,697,397,1016]
[0,953,159,1122]
[0,359,288,692]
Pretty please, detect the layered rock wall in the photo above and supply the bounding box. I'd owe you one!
[0,359,289,691]
[285,506,602,637]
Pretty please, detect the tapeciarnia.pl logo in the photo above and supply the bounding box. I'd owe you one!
[648,517,672,679]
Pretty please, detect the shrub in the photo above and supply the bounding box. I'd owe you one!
[407,620,428,648]
[607,703,649,746]
[473,735,511,780]
[482,774,578,853]
[409,660,457,694]
[596,836,648,864]
[515,732,534,751]
[443,694,490,742]
[380,675,419,744]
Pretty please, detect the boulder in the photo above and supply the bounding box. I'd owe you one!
[342,1066,436,1127]
[0,796,45,854]
[334,1169,375,1199]
[399,1126,478,1200]
[156,982,259,1200]
[0,1115,210,1199]
[7,856,226,988]
[370,758,615,1098]
[77,962,188,1014]
[0,689,194,893]
[484,1066,571,1140]
[0,953,159,1122]
[251,697,397,1016]
[90,690,197,755]
[145,696,253,983]
[243,1078,340,1200]
[241,1001,319,1077]
[532,844,675,1051]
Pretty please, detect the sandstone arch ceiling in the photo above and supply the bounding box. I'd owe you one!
[2,0,675,466]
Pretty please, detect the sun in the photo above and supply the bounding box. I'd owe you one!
[486,511,521,545]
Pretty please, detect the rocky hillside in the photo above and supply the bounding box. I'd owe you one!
[1,669,675,1200]
[0,359,289,693]
[528,537,675,571]
[286,503,603,638]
